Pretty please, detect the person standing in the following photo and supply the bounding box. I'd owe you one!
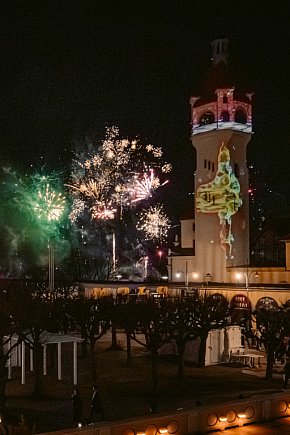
[89,385,105,422]
[71,388,83,424]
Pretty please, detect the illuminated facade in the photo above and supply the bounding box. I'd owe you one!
[191,39,253,282]
[169,39,253,284]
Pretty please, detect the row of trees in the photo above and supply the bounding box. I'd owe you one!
[1,281,290,413]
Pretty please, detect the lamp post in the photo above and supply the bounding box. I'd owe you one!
[176,270,199,287]
[236,270,259,299]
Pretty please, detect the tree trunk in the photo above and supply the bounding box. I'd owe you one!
[0,345,7,414]
[90,341,98,385]
[126,332,132,366]
[265,344,275,380]
[33,341,43,397]
[111,324,118,349]
[81,326,88,358]
[177,342,185,379]
[151,351,158,394]
[198,333,208,368]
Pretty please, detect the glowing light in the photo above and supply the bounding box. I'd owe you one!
[130,170,160,203]
[33,182,65,222]
[196,142,242,258]
[67,126,172,222]
[91,204,117,220]
[137,204,170,242]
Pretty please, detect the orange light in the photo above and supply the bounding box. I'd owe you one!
[159,428,168,434]
[219,417,227,422]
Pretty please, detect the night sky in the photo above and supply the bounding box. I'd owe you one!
[1,1,290,217]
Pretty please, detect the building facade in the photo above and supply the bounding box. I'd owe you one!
[168,39,290,292]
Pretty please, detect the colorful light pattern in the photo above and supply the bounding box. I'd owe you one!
[196,142,242,257]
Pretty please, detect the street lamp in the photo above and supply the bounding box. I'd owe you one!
[176,270,199,287]
[236,270,259,298]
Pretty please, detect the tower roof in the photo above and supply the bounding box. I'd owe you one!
[194,38,249,105]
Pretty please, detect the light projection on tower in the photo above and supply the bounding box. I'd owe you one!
[196,143,242,258]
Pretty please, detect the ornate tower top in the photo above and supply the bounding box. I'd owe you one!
[190,39,253,136]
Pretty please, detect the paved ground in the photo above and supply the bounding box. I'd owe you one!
[3,332,287,434]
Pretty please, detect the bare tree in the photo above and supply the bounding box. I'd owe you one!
[254,307,284,380]
[159,297,196,379]
[67,295,112,384]
[192,292,230,368]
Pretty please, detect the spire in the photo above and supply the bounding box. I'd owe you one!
[211,39,229,66]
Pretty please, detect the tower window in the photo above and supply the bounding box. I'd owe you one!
[212,162,215,172]
[204,159,207,169]
[208,161,211,170]
[221,111,230,122]
[235,109,247,124]
[199,111,215,126]
[223,96,227,104]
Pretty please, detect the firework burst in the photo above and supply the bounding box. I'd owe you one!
[32,181,65,222]
[137,204,171,242]
[67,126,172,222]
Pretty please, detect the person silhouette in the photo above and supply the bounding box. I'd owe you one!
[89,385,105,422]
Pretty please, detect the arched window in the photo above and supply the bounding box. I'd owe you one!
[256,297,278,311]
[221,111,230,122]
[234,109,247,124]
[208,293,227,303]
[230,294,251,310]
[199,111,215,126]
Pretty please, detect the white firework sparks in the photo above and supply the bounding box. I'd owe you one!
[91,204,117,220]
[69,198,85,222]
[137,204,171,242]
[162,163,172,173]
[67,127,172,222]
[152,147,163,158]
[130,170,160,203]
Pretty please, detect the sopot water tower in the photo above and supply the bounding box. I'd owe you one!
[190,39,253,282]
